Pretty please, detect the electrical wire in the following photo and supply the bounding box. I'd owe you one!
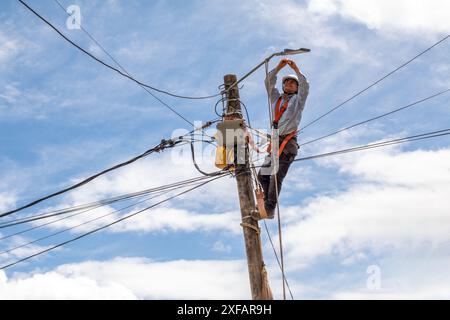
[247,129,450,170]
[299,88,450,147]
[0,180,193,227]
[293,128,450,163]
[0,189,170,255]
[57,0,223,140]
[18,0,221,102]
[240,100,251,129]
[0,173,228,270]
[214,97,225,118]
[189,135,226,177]
[0,174,217,235]
[52,0,223,131]
[16,0,449,295]
[0,138,184,218]
[262,220,294,300]
[0,174,227,256]
[300,35,450,132]
[0,124,222,220]
[215,96,251,128]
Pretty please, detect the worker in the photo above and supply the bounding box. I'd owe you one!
[255,58,309,219]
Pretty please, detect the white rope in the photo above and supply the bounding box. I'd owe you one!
[264,60,287,300]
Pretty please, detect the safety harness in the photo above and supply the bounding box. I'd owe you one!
[267,96,298,156]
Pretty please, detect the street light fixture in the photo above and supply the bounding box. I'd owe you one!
[223,47,311,92]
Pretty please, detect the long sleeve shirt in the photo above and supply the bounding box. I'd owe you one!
[264,68,309,136]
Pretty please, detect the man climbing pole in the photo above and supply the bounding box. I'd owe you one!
[255,58,309,219]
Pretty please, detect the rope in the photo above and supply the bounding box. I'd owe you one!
[248,127,294,299]
[240,222,260,234]
[261,264,274,300]
[258,221,273,300]
[262,220,294,299]
[265,60,287,300]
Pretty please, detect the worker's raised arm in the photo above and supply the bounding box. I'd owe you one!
[265,59,287,104]
[287,60,309,104]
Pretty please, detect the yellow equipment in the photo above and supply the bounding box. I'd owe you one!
[214,119,245,170]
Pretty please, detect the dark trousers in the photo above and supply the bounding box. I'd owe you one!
[257,138,298,211]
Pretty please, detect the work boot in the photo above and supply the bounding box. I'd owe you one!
[255,189,268,220]
[265,205,275,219]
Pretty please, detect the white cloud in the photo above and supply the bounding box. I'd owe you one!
[211,240,232,253]
[114,207,240,234]
[0,32,20,64]
[430,63,450,89]
[0,269,136,300]
[61,145,236,207]
[0,82,54,119]
[0,192,16,212]
[32,202,241,235]
[116,38,161,64]
[0,235,56,265]
[0,257,250,299]
[25,146,241,235]
[308,0,450,35]
[330,254,450,299]
[248,0,352,52]
[22,199,241,246]
[282,146,450,269]
[0,84,21,104]
[253,144,450,299]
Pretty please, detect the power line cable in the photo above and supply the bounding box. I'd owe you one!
[0,168,213,227]
[293,128,450,162]
[0,174,216,236]
[248,129,450,170]
[299,88,450,147]
[0,137,187,218]
[0,174,226,256]
[0,184,175,228]
[300,35,450,132]
[0,189,169,255]
[255,130,450,299]
[52,0,214,129]
[262,220,294,300]
[0,173,227,270]
[189,136,227,177]
[0,121,220,220]
[18,0,221,102]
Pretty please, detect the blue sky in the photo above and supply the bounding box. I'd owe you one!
[0,0,449,299]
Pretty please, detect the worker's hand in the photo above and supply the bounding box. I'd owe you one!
[286,60,300,73]
[275,59,288,72]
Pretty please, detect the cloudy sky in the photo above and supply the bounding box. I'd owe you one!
[0,0,449,299]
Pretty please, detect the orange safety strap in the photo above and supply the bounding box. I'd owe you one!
[266,130,298,156]
[267,96,297,156]
[274,97,290,125]
[277,130,298,156]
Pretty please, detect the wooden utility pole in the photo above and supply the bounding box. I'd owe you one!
[223,74,273,300]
